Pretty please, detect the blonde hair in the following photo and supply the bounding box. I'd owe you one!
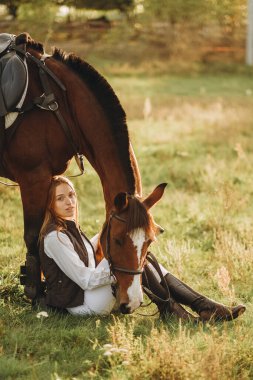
[39,176,78,241]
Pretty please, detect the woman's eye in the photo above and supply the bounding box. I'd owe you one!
[114,238,123,246]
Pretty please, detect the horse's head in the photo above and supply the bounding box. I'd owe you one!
[99,183,167,314]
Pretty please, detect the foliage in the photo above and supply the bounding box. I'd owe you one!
[209,0,247,27]
[0,0,26,18]
[72,0,134,12]
[142,0,210,25]
[142,0,247,26]
[2,0,247,25]
[0,0,134,19]
[17,0,58,45]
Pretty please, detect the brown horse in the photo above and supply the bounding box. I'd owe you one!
[1,33,166,313]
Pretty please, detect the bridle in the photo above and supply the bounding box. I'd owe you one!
[105,213,145,276]
[104,210,172,317]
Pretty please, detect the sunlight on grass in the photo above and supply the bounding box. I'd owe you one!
[102,317,252,380]
[0,74,252,379]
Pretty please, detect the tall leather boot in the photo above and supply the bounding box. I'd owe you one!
[142,265,198,322]
[20,254,45,302]
[163,272,246,322]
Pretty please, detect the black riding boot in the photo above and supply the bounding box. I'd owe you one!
[142,265,198,322]
[163,272,246,322]
[20,254,45,302]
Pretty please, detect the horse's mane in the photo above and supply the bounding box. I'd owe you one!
[51,48,136,193]
[125,197,154,234]
[101,196,154,241]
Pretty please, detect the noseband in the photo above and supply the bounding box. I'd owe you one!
[105,213,144,276]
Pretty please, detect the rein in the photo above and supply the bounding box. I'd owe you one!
[105,213,144,276]
[0,179,18,186]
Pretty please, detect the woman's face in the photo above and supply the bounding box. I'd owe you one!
[53,183,77,221]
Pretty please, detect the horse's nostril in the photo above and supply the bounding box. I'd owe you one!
[120,303,131,314]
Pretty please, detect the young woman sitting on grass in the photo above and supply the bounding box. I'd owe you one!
[39,176,246,322]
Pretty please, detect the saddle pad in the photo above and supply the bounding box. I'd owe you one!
[5,59,28,129]
[0,54,27,116]
[0,33,15,55]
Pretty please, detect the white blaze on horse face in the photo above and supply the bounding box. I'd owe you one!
[127,228,145,312]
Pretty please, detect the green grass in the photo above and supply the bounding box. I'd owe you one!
[1,73,253,379]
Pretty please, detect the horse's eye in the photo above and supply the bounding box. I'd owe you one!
[114,238,123,246]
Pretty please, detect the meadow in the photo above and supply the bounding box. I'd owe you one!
[0,72,253,379]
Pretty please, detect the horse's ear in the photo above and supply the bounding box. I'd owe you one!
[15,33,32,46]
[114,192,128,212]
[143,183,167,210]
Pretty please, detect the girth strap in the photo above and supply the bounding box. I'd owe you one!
[38,66,79,155]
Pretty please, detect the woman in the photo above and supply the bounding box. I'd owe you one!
[39,176,117,316]
[39,176,246,321]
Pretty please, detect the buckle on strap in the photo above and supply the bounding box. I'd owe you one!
[36,93,58,111]
[48,101,58,111]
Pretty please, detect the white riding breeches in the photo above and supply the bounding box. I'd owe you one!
[67,258,116,316]
[67,259,168,316]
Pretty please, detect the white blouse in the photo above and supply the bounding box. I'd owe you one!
[44,231,114,291]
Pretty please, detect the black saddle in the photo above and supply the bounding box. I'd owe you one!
[0,33,28,117]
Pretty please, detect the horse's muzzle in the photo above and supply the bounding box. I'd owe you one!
[120,303,132,314]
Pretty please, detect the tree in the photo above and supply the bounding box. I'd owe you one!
[72,0,134,13]
[143,0,210,25]
[1,0,134,19]
[0,0,27,19]
[142,0,246,28]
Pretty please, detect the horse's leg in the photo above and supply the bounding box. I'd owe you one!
[18,171,51,301]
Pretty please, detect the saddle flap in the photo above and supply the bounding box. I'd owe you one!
[1,54,27,115]
[0,33,15,55]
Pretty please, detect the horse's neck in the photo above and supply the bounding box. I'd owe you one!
[100,146,142,214]
[97,147,142,215]
[26,50,142,212]
[58,68,142,212]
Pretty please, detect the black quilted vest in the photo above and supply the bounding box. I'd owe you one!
[39,220,96,309]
